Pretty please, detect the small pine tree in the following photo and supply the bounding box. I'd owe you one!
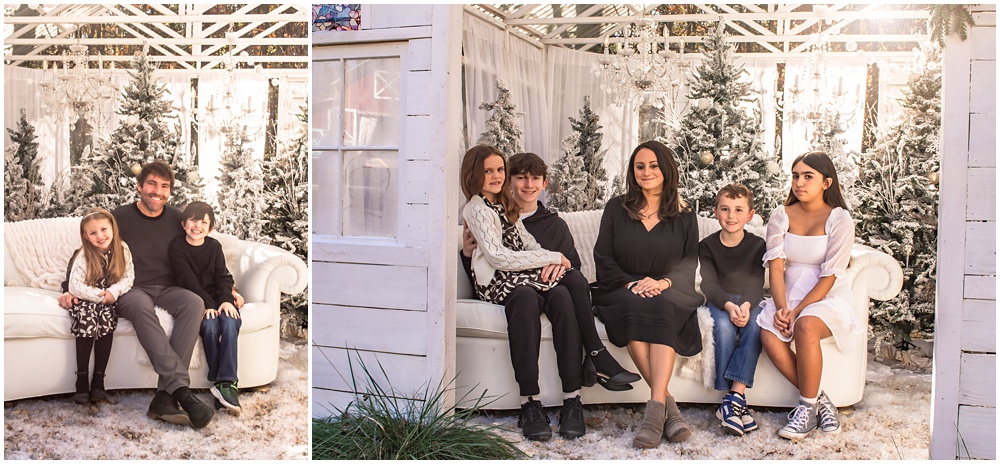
[671,23,786,220]
[215,126,266,242]
[4,143,30,221]
[549,96,609,211]
[547,133,587,212]
[76,47,202,213]
[5,110,46,220]
[854,45,942,343]
[808,111,860,209]
[477,79,523,156]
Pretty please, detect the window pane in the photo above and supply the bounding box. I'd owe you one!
[344,57,400,147]
[343,151,398,237]
[312,60,342,147]
[312,149,342,235]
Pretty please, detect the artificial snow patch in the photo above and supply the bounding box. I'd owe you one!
[4,341,309,460]
[469,360,930,460]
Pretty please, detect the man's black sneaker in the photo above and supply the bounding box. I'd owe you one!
[517,399,552,441]
[211,381,242,415]
[172,387,215,429]
[147,390,191,426]
[559,395,586,439]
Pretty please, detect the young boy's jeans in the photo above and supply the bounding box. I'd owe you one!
[200,312,242,383]
[708,294,763,391]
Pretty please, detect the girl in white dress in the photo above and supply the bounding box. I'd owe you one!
[757,152,857,440]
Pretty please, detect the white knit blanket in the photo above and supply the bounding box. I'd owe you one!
[4,217,81,290]
[675,306,716,389]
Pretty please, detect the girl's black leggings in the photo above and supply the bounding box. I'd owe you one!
[76,334,113,374]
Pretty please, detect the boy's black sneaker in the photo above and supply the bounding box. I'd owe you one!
[147,390,191,426]
[558,395,586,439]
[172,387,215,429]
[518,399,552,441]
[211,381,242,415]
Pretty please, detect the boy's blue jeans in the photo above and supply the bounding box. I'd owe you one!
[709,294,763,392]
[200,312,241,383]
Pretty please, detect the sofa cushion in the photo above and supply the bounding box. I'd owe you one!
[456,298,609,341]
[4,287,71,338]
[4,288,274,340]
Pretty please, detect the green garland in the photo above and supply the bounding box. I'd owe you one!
[928,4,975,46]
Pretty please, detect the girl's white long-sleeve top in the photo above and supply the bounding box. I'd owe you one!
[462,195,562,287]
[68,243,135,304]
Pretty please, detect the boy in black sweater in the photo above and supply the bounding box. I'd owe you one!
[169,201,243,415]
[699,184,767,437]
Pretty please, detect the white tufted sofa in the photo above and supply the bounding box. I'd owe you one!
[455,209,903,410]
[4,216,308,402]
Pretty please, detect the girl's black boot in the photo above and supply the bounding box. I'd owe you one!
[90,371,109,403]
[74,370,91,404]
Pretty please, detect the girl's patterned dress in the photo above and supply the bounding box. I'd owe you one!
[68,251,119,338]
[473,198,563,304]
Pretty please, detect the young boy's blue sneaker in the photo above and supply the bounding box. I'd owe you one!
[211,381,242,415]
[716,392,745,436]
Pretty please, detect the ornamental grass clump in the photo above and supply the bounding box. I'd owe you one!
[312,352,524,460]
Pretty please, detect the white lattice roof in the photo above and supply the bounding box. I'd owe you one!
[3,3,308,75]
[469,4,931,58]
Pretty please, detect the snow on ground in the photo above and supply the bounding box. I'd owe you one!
[470,354,931,460]
[4,340,309,460]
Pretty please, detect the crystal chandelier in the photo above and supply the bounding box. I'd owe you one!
[38,36,117,130]
[595,15,690,107]
[201,43,266,139]
[779,33,859,126]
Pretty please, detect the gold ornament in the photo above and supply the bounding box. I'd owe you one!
[131,163,142,176]
[927,171,939,185]
[700,152,715,165]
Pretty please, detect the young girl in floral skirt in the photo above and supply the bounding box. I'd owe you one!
[67,208,134,404]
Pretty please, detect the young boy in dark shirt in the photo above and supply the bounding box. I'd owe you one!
[699,184,767,437]
[169,201,243,415]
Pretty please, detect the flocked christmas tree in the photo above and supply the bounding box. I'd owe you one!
[262,104,310,333]
[855,44,941,343]
[670,23,786,220]
[477,79,523,156]
[807,111,860,209]
[214,126,266,242]
[4,143,29,221]
[5,109,46,221]
[548,96,608,212]
[75,45,202,213]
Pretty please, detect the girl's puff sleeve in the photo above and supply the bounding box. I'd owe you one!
[762,205,788,266]
[69,251,104,303]
[463,197,561,271]
[820,207,854,278]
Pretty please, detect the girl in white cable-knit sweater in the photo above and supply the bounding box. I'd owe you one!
[67,208,134,405]
[460,145,638,442]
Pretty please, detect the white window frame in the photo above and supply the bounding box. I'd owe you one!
[312,41,408,245]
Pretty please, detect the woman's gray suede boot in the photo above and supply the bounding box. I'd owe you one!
[663,396,692,442]
[632,400,665,449]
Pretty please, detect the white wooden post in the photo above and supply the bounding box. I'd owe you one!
[931,7,996,460]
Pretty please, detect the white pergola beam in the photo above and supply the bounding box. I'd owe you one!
[5,54,309,64]
[544,4,608,40]
[4,13,306,24]
[506,4,540,20]
[504,9,930,25]
[546,34,926,46]
[5,38,307,46]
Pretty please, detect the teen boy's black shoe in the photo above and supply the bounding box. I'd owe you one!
[559,396,586,439]
[172,387,215,429]
[147,390,191,426]
[518,399,552,441]
[211,381,242,415]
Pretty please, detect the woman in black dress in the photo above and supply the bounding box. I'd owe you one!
[592,140,704,448]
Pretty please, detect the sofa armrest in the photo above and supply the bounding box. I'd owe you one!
[843,244,904,323]
[212,233,308,306]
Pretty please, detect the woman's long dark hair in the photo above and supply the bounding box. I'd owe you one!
[785,151,849,210]
[460,144,519,223]
[622,140,689,220]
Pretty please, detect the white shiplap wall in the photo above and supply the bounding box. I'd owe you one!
[311,4,463,417]
[931,7,996,460]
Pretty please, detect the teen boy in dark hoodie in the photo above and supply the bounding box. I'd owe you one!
[461,152,640,441]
